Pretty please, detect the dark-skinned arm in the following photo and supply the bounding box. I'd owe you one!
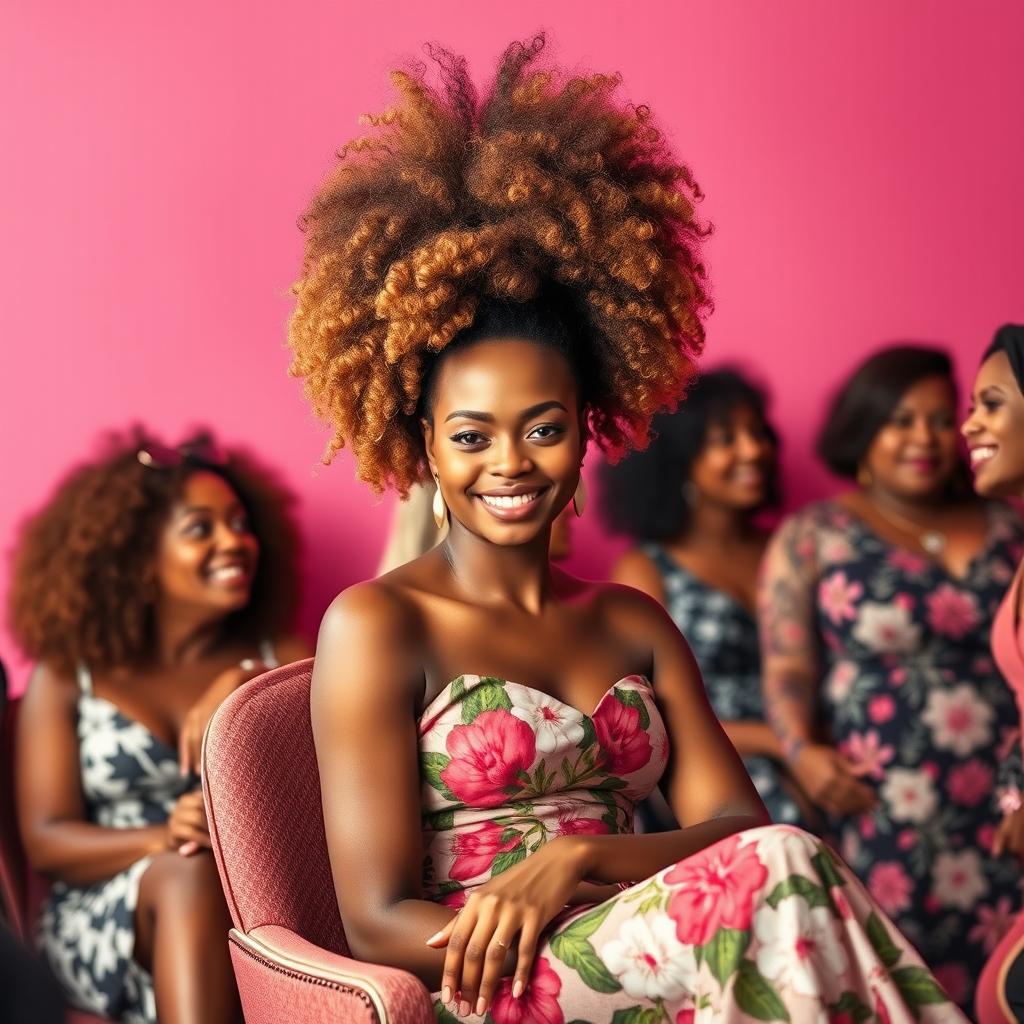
[311,583,458,988]
[758,513,874,816]
[16,665,168,886]
[612,549,784,761]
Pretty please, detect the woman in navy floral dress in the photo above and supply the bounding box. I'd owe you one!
[601,370,813,828]
[760,346,1024,1011]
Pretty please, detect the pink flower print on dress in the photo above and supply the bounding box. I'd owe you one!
[827,661,859,702]
[867,694,896,724]
[819,571,864,625]
[867,862,914,915]
[490,956,563,1024]
[449,822,521,881]
[887,548,929,575]
[925,585,980,640]
[946,759,993,807]
[932,963,969,1007]
[838,730,895,780]
[967,896,1016,953]
[440,710,536,808]
[593,696,651,776]
[664,834,768,946]
[555,813,610,837]
[921,684,994,757]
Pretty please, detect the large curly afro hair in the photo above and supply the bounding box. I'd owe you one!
[8,428,301,676]
[289,34,711,494]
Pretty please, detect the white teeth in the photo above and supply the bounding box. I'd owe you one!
[208,565,246,582]
[480,492,538,509]
[971,446,997,466]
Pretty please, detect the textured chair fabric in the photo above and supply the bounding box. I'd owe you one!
[203,658,433,1024]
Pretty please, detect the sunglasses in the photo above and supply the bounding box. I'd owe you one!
[136,438,228,469]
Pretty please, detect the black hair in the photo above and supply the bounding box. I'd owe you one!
[816,345,957,480]
[983,323,1024,395]
[597,368,779,542]
[418,285,597,422]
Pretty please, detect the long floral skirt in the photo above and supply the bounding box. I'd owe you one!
[432,826,967,1024]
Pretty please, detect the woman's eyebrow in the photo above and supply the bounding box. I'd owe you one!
[444,400,568,424]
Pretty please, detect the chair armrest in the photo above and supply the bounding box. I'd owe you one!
[229,925,434,1024]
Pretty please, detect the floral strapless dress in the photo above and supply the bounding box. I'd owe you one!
[419,674,966,1023]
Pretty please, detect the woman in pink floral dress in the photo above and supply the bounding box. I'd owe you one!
[293,36,966,1024]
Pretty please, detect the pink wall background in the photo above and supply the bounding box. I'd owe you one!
[2,1,1023,694]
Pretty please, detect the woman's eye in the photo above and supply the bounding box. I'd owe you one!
[183,520,210,539]
[527,423,564,441]
[983,399,1002,413]
[230,515,251,533]
[451,431,487,447]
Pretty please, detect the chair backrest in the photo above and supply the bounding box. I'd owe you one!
[202,658,348,954]
[0,661,29,941]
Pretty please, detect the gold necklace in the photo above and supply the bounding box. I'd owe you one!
[868,496,947,555]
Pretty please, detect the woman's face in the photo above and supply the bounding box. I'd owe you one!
[962,350,1024,499]
[423,338,583,548]
[862,375,959,501]
[154,470,260,616]
[688,402,775,511]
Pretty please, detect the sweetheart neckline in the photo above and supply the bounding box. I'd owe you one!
[419,673,653,724]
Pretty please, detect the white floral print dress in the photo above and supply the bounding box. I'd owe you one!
[418,673,966,1023]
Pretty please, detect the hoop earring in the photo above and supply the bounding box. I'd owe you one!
[432,479,448,529]
[572,475,588,518]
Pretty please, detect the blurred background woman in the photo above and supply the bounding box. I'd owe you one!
[600,368,814,828]
[760,345,1024,1010]
[9,430,309,1024]
[963,324,1024,1023]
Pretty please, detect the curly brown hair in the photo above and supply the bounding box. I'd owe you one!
[8,429,301,676]
[289,34,711,494]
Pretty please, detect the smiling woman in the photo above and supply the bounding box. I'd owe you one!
[294,33,966,1024]
[7,428,309,1024]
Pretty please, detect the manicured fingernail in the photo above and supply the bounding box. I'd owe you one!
[476,997,486,1015]
[441,985,451,1004]
[459,999,470,1016]
[512,979,524,999]
[426,930,445,944]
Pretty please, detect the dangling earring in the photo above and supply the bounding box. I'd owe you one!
[572,473,588,518]
[857,464,872,489]
[432,478,447,529]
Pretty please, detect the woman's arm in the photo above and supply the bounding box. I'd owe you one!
[758,514,875,815]
[612,550,782,761]
[310,583,457,986]
[15,665,167,885]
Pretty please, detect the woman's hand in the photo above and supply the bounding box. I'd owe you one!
[790,742,876,816]
[178,660,266,776]
[425,835,586,1017]
[994,807,1024,860]
[164,790,210,856]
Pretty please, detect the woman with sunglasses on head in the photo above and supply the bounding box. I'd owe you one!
[760,345,1024,1011]
[599,369,815,831]
[962,325,1024,1023]
[298,36,965,1022]
[9,430,310,1024]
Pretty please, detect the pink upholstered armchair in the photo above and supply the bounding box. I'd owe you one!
[202,658,434,1024]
